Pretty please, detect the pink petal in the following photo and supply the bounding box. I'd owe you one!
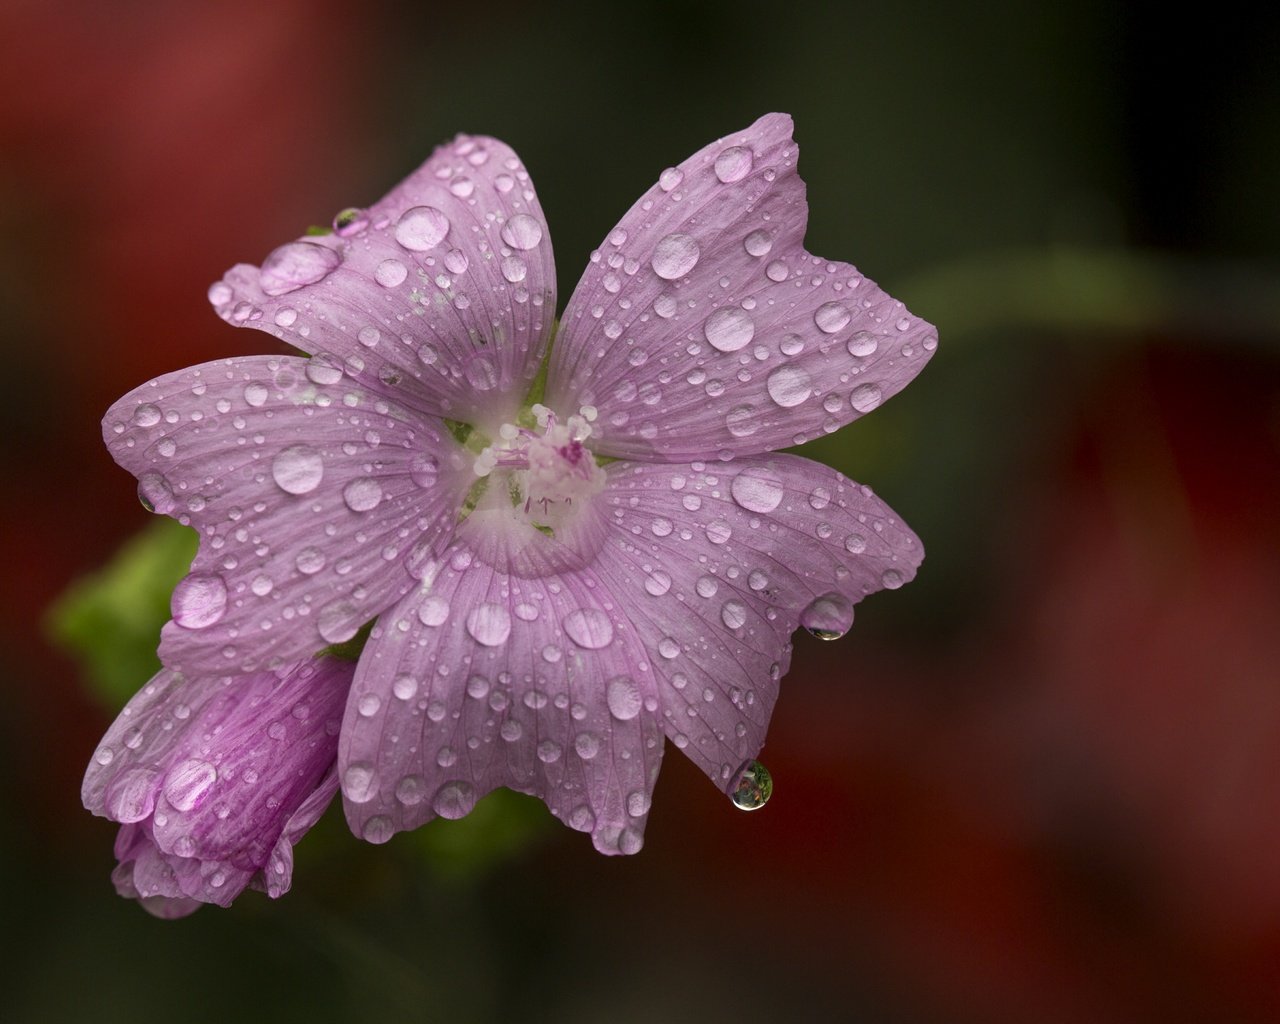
[85,658,354,911]
[339,544,663,856]
[207,134,556,433]
[591,454,922,787]
[102,356,470,673]
[548,113,937,459]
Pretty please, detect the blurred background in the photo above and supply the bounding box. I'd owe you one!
[2,1,1278,1020]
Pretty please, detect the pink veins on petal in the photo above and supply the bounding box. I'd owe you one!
[100,113,935,861]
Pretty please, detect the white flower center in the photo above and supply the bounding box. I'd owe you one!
[472,404,604,535]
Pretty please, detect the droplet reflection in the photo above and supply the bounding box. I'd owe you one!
[729,760,772,811]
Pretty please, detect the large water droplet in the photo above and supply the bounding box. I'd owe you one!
[395,206,450,251]
[766,364,812,408]
[466,603,512,646]
[272,444,324,495]
[163,759,217,812]
[343,477,383,512]
[343,762,378,803]
[721,599,748,630]
[317,599,359,644]
[564,607,614,649]
[729,760,772,810]
[501,213,543,250]
[606,677,642,721]
[800,593,853,640]
[171,573,228,629]
[850,382,883,413]
[259,241,341,296]
[432,780,477,819]
[105,768,159,823]
[714,146,754,183]
[743,229,772,257]
[814,301,851,334]
[731,466,785,513]
[704,307,755,352]
[651,233,700,280]
[658,167,684,191]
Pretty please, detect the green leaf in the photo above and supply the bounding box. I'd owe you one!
[408,788,551,880]
[46,518,197,708]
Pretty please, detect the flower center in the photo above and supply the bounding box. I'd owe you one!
[471,404,605,536]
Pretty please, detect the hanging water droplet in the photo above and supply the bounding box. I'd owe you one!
[800,593,853,640]
[432,780,477,819]
[729,760,772,810]
[259,241,341,296]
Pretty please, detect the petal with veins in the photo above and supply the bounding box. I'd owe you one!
[548,113,937,460]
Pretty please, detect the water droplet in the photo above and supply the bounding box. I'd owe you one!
[243,381,270,407]
[464,354,499,391]
[357,693,381,718]
[714,145,753,183]
[729,760,772,810]
[658,167,684,191]
[208,281,232,306]
[395,775,427,806]
[343,762,378,803]
[644,570,672,596]
[881,568,904,590]
[171,573,227,629]
[259,241,342,296]
[418,594,449,627]
[392,674,419,700]
[375,258,408,288]
[133,403,161,428]
[626,790,651,817]
[696,575,719,598]
[317,599,359,644]
[343,477,383,512]
[725,403,758,438]
[846,331,878,357]
[731,466,785,513]
[105,768,158,823]
[296,547,325,574]
[357,325,381,347]
[162,759,217,812]
[332,207,368,236]
[766,364,812,408]
[850,382,883,413]
[362,815,395,843]
[706,519,733,545]
[743,229,772,257]
[275,307,298,327]
[814,301,851,334]
[568,804,596,830]
[800,593,853,640]
[410,454,438,488]
[704,307,755,352]
[466,603,512,646]
[721,599,748,630]
[395,206,450,251]
[449,175,475,198]
[501,213,543,250]
[537,740,563,764]
[272,444,324,494]
[137,472,175,515]
[501,255,527,283]
[250,573,273,597]
[651,233,700,280]
[606,677,642,721]
[432,780,477,819]
[443,248,469,275]
[564,607,613,649]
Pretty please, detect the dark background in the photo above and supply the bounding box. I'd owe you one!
[2,2,1279,1021]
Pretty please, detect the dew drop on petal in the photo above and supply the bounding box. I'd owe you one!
[847,331,878,357]
[725,404,758,438]
[658,167,684,191]
[729,759,772,810]
[731,466,785,513]
[133,404,161,428]
[362,815,396,843]
[272,444,324,495]
[800,593,853,640]
[259,241,341,296]
[644,570,672,596]
[343,762,378,803]
[501,255,527,283]
[714,145,753,183]
[317,599,359,644]
[296,547,325,574]
[850,382,884,413]
[171,573,227,629]
[410,454,438,488]
[105,768,159,823]
[466,603,512,646]
[721,599,748,630]
[882,568,904,590]
[343,477,383,512]
[766,364,812,408]
[564,607,614,649]
[814,301,851,334]
[606,677,642,721]
[743,229,772,257]
[137,472,175,515]
[651,233,700,280]
[704,308,755,352]
[432,780,477,819]
[395,206,450,251]
[501,213,543,251]
[163,759,217,812]
[375,258,408,288]
[418,595,449,627]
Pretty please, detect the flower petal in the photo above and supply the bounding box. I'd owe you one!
[85,658,353,910]
[208,134,556,432]
[590,454,922,787]
[339,545,663,856]
[102,355,470,673]
[548,113,936,459]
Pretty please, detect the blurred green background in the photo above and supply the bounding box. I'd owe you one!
[2,1,1279,1021]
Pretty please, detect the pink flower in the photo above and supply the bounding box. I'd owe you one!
[83,658,353,916]
[101,114,934,858]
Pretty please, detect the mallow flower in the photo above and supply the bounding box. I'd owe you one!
[100,113,935,861]
[82,657,353,916]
